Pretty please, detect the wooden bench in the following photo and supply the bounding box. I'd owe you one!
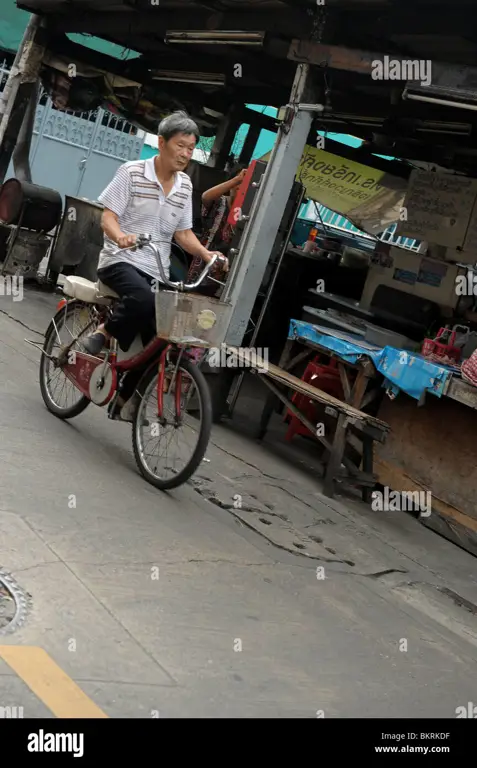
[225,346,391,500]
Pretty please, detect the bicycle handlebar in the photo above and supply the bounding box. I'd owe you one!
[113,233,226,291]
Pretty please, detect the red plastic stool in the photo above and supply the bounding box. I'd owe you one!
[284,356,344,441]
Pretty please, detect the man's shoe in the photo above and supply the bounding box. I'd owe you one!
[82,332,107,356]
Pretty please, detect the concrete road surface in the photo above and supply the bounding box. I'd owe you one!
[0,285,477,719]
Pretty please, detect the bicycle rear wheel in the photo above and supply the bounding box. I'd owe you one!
[39,300,99,419]
[132,354,212,490]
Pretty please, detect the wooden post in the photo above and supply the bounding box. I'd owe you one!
[0,14,47,184]
[239,123,261,165]
[206,104,242,168]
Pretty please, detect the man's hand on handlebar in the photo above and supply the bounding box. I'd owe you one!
[207,251,229,273]
[117,233,137,249]
[111,234,226,290]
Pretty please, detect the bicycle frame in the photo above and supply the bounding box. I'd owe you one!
[53,301,185,419]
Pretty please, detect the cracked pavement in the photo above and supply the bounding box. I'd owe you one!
[0,284,477,717]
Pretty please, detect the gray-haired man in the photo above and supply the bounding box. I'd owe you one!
[83,110,227,357]
[82,110,227,414]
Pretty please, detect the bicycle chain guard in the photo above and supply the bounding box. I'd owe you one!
[61,351,117,405]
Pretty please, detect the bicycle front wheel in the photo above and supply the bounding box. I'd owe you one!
[132,354,212,490]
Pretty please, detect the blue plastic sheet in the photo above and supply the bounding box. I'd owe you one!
[288,319,455,401]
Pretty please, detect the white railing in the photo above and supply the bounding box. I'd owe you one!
[0,58,137,135]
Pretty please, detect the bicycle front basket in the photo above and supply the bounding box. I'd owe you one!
[155,290,233,347]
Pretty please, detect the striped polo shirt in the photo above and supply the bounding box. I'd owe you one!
[96,157,193,281]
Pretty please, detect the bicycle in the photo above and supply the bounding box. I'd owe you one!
[27,234,232,490]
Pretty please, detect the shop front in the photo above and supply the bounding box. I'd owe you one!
[235,165,477,556]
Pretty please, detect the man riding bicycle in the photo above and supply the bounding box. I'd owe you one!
[83,110,227,416]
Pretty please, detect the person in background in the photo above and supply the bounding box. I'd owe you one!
[187,163,247,297]
[185,163,247,366]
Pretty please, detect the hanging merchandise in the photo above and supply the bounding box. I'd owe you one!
[461,348,477,387]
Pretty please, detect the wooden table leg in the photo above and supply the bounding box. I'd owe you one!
[361,434,374,503]
[323,413,348,498]
[350,368,368,409]
[337,362,352,402]
[278,338,295,368]
[257,338,295,439]
[257,391,276,439]
[285,348,313,374]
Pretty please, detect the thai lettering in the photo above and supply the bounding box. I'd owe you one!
[333,166,348,180]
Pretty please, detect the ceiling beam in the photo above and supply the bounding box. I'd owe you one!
[322,86,477,123]
[307,135,413,179]
[40,8,312,38]
[223,85,285,106]
[288,40,477,83]
[192,1,231,10]
[321,114,476,146]
[320,7,474,37]
[317,109,477,140]
[18,0,134,8]
[240,107,278,132]
[360,140,465,170]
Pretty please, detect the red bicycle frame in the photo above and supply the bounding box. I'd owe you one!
[56,297,185,418]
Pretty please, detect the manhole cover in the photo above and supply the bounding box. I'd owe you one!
[0,569,30,635]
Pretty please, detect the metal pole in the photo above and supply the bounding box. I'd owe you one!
[221,63,319,347]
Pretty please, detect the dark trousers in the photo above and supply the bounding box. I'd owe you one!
[97,262,161,402]
[98,262,159,352]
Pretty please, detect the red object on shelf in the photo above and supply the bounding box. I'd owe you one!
[226,160,256,227]
[284,356,345,442]
[421,327,461,363]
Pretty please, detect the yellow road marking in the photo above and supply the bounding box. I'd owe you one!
[0,646,108,718]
